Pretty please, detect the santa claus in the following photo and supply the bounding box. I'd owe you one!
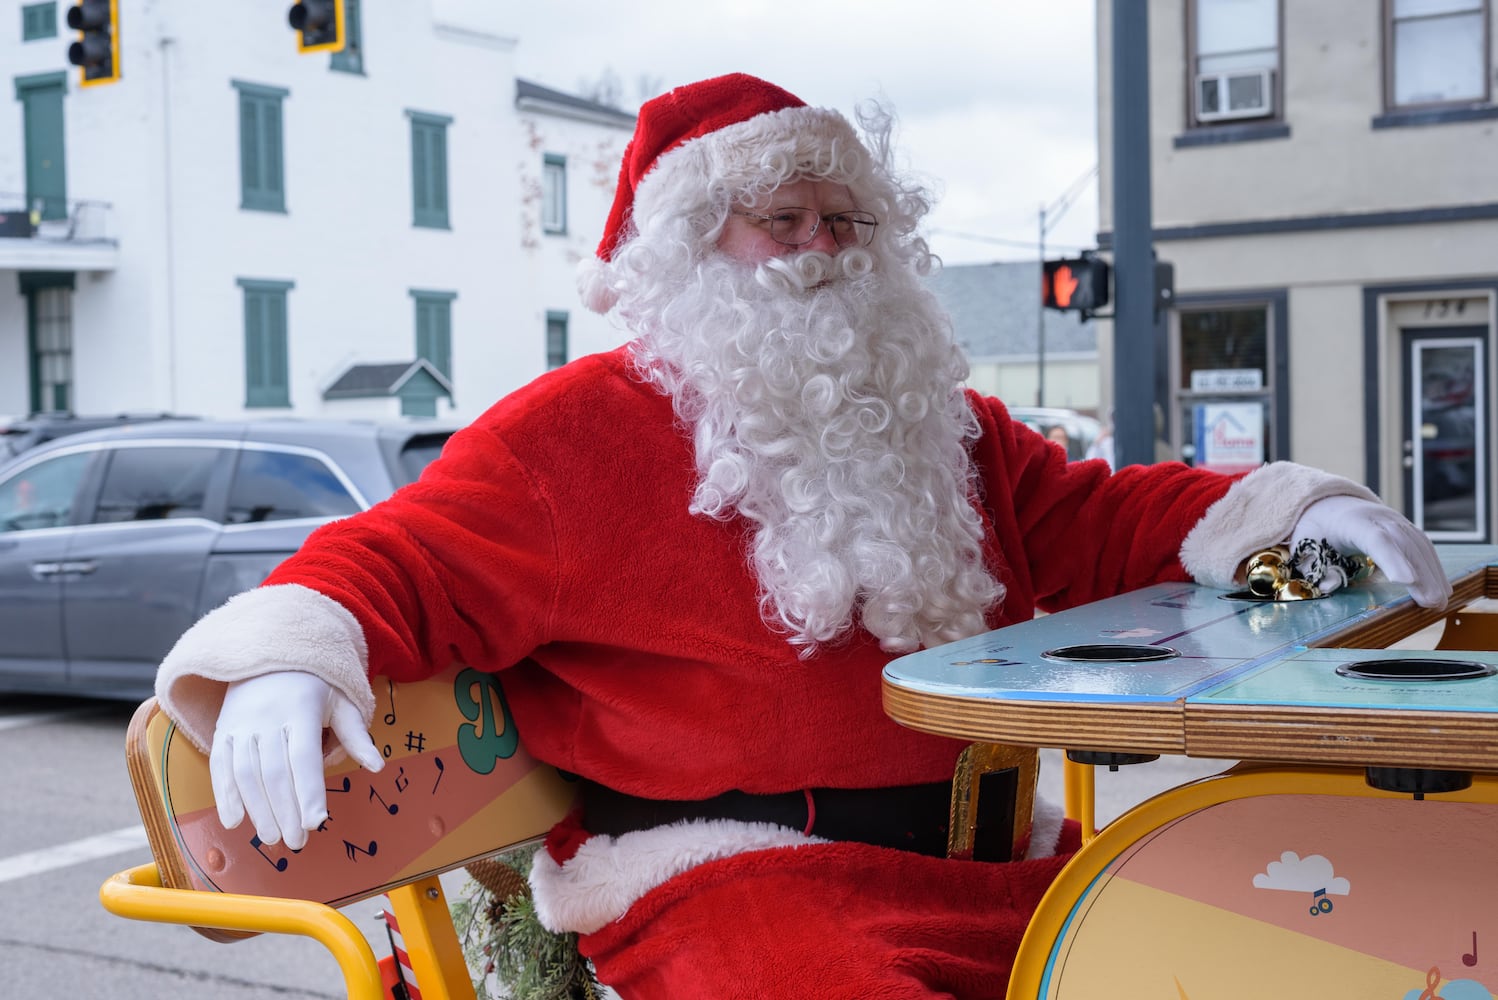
[156,74,1449,998]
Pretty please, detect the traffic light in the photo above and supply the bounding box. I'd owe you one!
[1042,253,1111,315]
[288,0,344,53]
[65,0,120,87]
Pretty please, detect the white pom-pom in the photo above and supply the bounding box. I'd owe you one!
[576,256,618,314]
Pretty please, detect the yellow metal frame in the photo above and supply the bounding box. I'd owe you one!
[1007,763,1498,999]
[100,864,477,1000]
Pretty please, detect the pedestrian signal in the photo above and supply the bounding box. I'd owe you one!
[1042,255,1111,315]
[288,0,344,53]
[65,0,120,86]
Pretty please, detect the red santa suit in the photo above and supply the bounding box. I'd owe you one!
[157,346,1370,997]
[156,75,1383,999]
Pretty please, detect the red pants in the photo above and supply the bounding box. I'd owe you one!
[580,839,1075,999]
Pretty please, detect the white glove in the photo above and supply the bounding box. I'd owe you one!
[211,671,383,851]
[1292,495,1451,610]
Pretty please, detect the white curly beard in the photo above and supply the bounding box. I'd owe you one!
[625,248,1004,655]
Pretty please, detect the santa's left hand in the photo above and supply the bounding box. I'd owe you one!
[1291,495,1451,609]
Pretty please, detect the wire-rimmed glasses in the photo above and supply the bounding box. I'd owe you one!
[730,207,879,248]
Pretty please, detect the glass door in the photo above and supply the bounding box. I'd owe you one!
[1403,328,1487,541]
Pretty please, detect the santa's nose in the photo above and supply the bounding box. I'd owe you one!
[802,220,841,253]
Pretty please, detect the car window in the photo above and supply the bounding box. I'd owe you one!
[394,433,453,485]
[225,449,362,524]
[92,447,221,523]
[0,452,92,532]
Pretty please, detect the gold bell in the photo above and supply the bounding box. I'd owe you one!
[1278,578,1318,601]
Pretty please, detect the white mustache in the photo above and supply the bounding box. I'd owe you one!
[756,248,876,292]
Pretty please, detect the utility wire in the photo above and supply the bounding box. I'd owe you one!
[929,229,1090,253]
[930,163,1099,255]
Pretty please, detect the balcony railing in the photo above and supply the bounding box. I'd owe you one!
[0,193,115,244]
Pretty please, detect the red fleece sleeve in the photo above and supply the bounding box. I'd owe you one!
[262,424,558,683]
[968,392,1237,612]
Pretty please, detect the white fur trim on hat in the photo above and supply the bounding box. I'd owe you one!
[155,583,374,756]
[628,105,866,248]
[530,818,825,935]
[1179,461,1380,586]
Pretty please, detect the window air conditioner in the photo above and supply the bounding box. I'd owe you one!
[1195,68,1274,122]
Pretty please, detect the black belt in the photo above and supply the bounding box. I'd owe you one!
[580,779,957,858]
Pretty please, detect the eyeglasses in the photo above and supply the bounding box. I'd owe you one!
[730,207,879,248]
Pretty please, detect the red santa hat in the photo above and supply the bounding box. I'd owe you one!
[578,73,865,313]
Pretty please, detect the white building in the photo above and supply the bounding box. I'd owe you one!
[1094,0,1498,542]
[1,0,634,423]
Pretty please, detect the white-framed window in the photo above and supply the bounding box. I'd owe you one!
[542,154,566,234]
[1388,0,1490,108]
[1190,0,1280,125]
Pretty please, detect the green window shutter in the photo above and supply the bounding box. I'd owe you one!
[330,0,364,73]
[15,71,67,222]
[22,3,58,40]
[239,279,294,407]
[233,81,289,213]
[411,290,457,379]
[545,311,568,370]
[408,111,452,229]
[542,154,567,234]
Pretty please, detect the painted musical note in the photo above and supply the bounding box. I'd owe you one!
[326,775,351,794]
[1463,931,1478,967]
[432,756,445,793]
[343,839,378,861]
[383,679,397,726]
[251,835,288,872]
[368,787,398,815]
[1308,887,1333,916]
[394,765,410,794]
[1419,965,1442,1000]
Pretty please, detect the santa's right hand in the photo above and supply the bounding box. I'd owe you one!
[210,671,383,851]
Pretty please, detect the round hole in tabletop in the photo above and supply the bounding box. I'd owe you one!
[1041,644,1179,663]
[1334,658,1497,682]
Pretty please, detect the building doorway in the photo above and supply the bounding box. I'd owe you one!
[1402,326,1487,541]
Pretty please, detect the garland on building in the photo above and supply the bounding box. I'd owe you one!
[452,845,603,1000]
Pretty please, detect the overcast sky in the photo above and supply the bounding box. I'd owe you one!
[501,1,1100,266]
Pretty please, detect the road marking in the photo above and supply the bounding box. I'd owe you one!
[0,707,100,732]
[0,825,149,885]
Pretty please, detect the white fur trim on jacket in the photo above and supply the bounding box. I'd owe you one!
[529,792,1068,935]
[530,818,827,935]
[1025,793,1065,861]
[1179,461,1380,587]
[154,583,374,756]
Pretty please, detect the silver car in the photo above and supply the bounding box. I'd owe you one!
[0,418,454,701]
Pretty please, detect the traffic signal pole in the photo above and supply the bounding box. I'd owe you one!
[1111,0,1157,467]
[1037,204,1047,407]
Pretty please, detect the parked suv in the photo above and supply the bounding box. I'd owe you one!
[0,418,455,701]
[1006,406,1102,462]
[0,411,192,461]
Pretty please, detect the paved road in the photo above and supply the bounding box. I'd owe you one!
[0,695,482,999]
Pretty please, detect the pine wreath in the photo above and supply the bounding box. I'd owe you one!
[453,845,603,1000]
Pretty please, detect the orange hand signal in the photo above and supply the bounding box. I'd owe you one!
[1052,264,1078,308]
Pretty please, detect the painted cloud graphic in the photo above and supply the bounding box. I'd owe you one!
[1252,851,1351,895]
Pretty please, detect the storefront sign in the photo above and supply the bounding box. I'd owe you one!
[1194,402,1265,474]
[1191,369,1263,392]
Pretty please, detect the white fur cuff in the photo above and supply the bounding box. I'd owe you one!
[154,584,374,755]
[1179,462,1380,587]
